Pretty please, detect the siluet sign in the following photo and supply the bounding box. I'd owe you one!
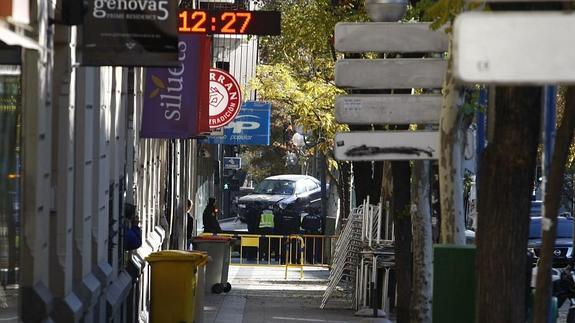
[80,0,179,66]
[140,34,210,139]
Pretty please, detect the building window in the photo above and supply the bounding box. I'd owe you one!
[0,66,21,319]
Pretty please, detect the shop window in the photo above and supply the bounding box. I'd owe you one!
[0,66,21,320]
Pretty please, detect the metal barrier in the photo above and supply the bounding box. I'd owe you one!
[199,232,336,267]
[284,235,305,279]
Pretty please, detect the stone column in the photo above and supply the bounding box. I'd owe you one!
[73,66,101,322]
[20,1,54,321]
[92,66,112,321]
[49,23,82,323]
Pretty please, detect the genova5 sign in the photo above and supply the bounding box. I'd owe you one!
[80,0,179,66]
[202,101,271,145]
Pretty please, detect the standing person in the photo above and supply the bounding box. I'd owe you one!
[124,204,142,251]
[301,206,323,264]
[203,197,222,233]
[186,199,194,249]
[258,209,275,261]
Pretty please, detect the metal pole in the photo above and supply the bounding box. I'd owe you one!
[476,87,487,192]
[542,86,556,215]
[372,255,378,317]
[321,153,327,233]
[376,203,381,244]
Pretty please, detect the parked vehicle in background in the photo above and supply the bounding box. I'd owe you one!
[235,174,322,234]
[528,216,574,268]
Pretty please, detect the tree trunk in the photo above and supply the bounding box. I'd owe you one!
[534,87,575,323]
[392,161,412,323]
[439,32,466,245]
[431,162,441,243]
[410,160,433,323]
[476,86,542,323]
[337,160,352,223]
[381,161,393,239]
[353,160,383,206]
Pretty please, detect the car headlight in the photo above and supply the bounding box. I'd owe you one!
[238,204,246,209]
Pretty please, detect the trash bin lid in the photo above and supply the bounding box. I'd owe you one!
[145,250,208,266]
[193,236,234,242]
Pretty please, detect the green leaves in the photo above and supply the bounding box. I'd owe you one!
[246,0,365,176]
[249,63,348,169]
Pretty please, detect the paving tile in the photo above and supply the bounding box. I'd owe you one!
[203,265,393,323]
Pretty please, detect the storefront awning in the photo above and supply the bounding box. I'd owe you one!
[0,25,39,50]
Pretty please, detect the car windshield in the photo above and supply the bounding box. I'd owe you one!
[253,179,295,195]
[529,218,573,239]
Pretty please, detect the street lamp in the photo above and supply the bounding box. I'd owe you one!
[292,132,306,149]
[364,0,408,22]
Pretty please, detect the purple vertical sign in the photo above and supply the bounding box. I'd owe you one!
[140,34,204,138]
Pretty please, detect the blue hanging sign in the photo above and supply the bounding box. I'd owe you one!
[203,101,271,145]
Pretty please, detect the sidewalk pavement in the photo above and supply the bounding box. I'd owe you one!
[202,265,393,323]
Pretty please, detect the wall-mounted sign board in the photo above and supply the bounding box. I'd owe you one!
[178,9,280,35]
[201,101,272,146]
[335,59,446,89]
[224,157,241,170]
[335,22,448,53]
[335,94,441,125]
[81,0,179,66]
[454,12,575,84]
[334,131,439,161]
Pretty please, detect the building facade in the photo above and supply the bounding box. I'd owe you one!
[0,0,258,321]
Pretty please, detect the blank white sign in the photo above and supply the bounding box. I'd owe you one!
[335,94,442,125]
[453,12,575,84]
[334,131,439,161]
[336,58,446,89]
[335,22,448,53]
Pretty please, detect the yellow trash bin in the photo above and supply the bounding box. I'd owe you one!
[146,250,208,323]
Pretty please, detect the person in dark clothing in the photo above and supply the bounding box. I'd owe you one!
[203,197,222,233]
[186,199,194,249]
[125,218,142,250]
[124,203,142,250]
[276,211,301,235]
[301,208,322,234]
[245,207,260,234]
[301,207,323,264]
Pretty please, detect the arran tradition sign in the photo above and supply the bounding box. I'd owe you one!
[209,68,242,129]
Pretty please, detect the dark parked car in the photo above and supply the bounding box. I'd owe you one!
[528,216,573,268]
[235,175,322,234]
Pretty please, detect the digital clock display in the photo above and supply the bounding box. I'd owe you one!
[178,9,281,36]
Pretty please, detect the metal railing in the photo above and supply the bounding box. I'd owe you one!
[199,232,336,267]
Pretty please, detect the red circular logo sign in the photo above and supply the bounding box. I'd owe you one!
[209,68,242,129]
